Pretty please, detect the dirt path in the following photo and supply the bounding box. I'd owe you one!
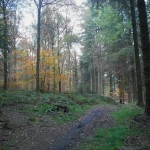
[50,106,115,150]
[0,105,116,150]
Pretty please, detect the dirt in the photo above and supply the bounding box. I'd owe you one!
[0,105,115,150]
[1,104,150,150]
[50,106,115,150]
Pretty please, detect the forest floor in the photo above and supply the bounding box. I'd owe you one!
[0,91,150,150]
[0,105,115,150]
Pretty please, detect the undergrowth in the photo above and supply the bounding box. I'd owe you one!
[79,105,144,150]
[0,90,114,124]
[1,90,145,150]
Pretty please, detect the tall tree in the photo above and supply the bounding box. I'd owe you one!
[0,0,17,89]
[129,0,144,106]
[81,0,138,102]
[1,0,8,89]
[137,0,150,115]
[34,0,42,92]
[34,0,74,92]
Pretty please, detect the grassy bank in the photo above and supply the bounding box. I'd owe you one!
[79,105,144,150]
[0,90,115,124]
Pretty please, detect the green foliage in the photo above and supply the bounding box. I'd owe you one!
[63,34,79,45]
[95,6,125,44]
[27,116,37,123]
[0,90,38,107]
[84,5,130,45]
[79,105,144,150]
[31,103,53,114]
[112,105,143,123]
[79,126,130,150]
[78,82,91,94]
[107,46,134,61]
[80,2,133,97]
[0,90,115,124]
[0,145,10,150]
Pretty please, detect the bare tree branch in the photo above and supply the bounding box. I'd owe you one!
[42,0,61,6]
[34,0,38,7]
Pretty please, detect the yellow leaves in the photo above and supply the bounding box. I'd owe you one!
[60,74,68,80]
[9,81,26,89]
[114,87,128,102]
[9,50,36,89]
[9,49,68,90]
[40,50,58,67]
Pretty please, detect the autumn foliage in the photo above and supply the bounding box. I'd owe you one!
[5,49,68,91]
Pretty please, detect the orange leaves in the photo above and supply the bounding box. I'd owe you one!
[9,50,36,89]
[9,49,68,91]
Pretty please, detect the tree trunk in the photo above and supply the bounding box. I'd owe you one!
[68,48,72,92]
[53,60,56,93]
[36,1,42,92]
[52,44,56,93]
[113,75,116,97]
[109,71,113,97]
[127,70,132,103]
[94,66,97,93]
[137,0,150,115]
[100,62,104,95]
[97,45,103,95]
[13,10,17,83]
[58,53,61,93]
[90,72,93,93]
[2,1,8,90]
[130,57,138,101]
[57,20,61,93]
[130,0,144,106]
[74,51,78,93]
[117,65,125,104]
[97,63,100,95]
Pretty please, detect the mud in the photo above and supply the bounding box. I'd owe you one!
[50,106,115,150]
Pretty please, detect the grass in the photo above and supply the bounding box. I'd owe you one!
[111,105,143,123]
[53,104,91,124]
[0,90,114,124]
[27,116,37,124]
[0,146,10,150]
[0,90,38,106]
[1,90,146,150]
[78,104,144,150]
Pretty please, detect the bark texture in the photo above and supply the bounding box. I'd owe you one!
[137,0,150,115]
[36,1,42,92]
[130,0,144,106]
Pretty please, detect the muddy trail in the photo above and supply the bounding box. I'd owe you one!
[50,106,115,150]
[0,106,116,150]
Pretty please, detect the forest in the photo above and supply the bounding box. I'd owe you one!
[0,0,150,150]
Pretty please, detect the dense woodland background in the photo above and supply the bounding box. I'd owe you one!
[1,0,150,114]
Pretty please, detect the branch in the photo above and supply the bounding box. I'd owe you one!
[42,0,75,7]
[42,0,61,7]
[121,23,131,31]
[34,0,38,7]
[5,0,10,6]
[41,23,56,31]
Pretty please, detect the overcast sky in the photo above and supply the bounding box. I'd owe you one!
[21,0,85,36]
[18,0,86,56]
[76,0,85,5]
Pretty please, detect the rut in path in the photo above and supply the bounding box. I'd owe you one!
[50,106,115,150]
